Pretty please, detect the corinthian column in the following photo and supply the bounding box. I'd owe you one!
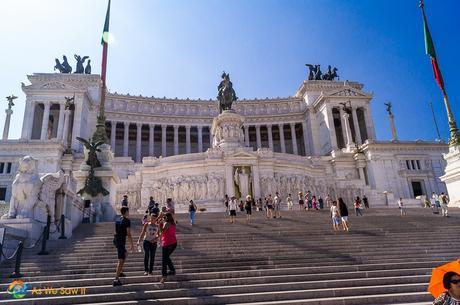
[244,125,250,147]
[123,122,129,157]
[197,126,203,152]
[267,124,273,149]
[173,125,179,155]
[136,123,142,162]
[161,125,167,156]
[352,107,362,145]
[110,121,117,151]
[342,112,355,151]
[255,125,261,149]
[279,124,286,153]
[290,123,298,155]
[149,124,154,156]
[40,102,51,140]
[56,103,65,140]
[185,125,191,154]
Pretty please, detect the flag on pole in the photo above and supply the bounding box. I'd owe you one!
[420,0,445,95]
[101,0,111,86]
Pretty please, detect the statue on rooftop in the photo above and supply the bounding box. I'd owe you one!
[74,55,89,74]
[322,65,339,81]
[217,72,238,113]
[54,55,72,73]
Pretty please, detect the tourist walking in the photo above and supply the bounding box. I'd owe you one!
[228,196,238,223]
[362,195,369,209]
[113,207,134,286]
[330,201,341,231]
[137,213,159,275]
[325,194,332,208]
[337,197,349,232]
[121,194,129,207]
[165,198,175,215]
[256,198,263,211]
[146,197,159,215]
[266,194,274,218]
[245,195,252,222]
[274,192,282,218]
[312,195,318,210]
[159,213,177,284]
[188,200,197,225]
[224,194,229,212]
[286,193,293,210]
[398,197,407,216]
[354,196,363,216]
[439,192,450,217]
[298,192,305,210]
[432,272,460,305]
[318,196,324,209]
[305,191,312,210]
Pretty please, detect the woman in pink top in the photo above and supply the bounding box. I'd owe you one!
[159,213,177,283]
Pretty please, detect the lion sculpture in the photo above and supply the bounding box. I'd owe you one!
[1,156,65,223]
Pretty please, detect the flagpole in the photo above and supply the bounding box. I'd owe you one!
[419,0,460,147]
[429,101,441,140]
[92,0,111,144]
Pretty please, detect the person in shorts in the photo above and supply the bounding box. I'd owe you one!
[113,207,134,286]
[274,192,282,218]
[228,196,238,223]
[330,201,341,231]
[337,197,349,232]
[298,192,305,210]
[266,194,274,218]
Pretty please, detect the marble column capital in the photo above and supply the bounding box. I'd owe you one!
[197,125,203,131]
[136,122,142,128]
[161,124,167,129]
[173,125,179,130]
[124,121,130,127]
[149,124,155,130]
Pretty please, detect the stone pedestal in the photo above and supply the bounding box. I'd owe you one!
[211,110,245,150]
[389,114,398,141]
[440,145,460,207]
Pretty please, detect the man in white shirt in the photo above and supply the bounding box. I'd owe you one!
[286,194,293,210]
[439,192,450,217]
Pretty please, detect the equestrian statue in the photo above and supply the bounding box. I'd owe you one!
[217,72,238,113]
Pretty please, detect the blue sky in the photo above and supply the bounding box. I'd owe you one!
[0,0,458,141]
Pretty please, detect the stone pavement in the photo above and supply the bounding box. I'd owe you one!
[1,208,458,305]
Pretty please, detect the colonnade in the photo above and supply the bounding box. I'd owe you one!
[107,121,310,162]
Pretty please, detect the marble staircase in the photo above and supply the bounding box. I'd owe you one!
[0,208,458,305]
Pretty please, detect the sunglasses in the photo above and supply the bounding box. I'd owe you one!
[451,279,460,284]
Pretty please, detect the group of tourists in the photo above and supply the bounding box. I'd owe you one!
[112,196,178,287]
[429,192,450,217]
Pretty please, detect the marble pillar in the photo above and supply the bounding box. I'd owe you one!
[342,112,355,151]
[56,103,65,140]
[339,108,348,146]
[290,123,298,155]
[352,108,362,145]
[197,126,203,152]
[302,121,309,156]
[149,124,154,156]
[244,125,250,147]
[110,121,117,152]
[2,109,13,140]
[267,125,273,149]
[62,108,72,148]
[136,123,142,162]
[123,122,129,157]
[185,126,191,154]
[40,102,51,140]
[279,124,286,153]
[255,125,261,149]
[326,106,338,150]
[161,125,167,156]
[173,125,179,155]
[209,127,213,147]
